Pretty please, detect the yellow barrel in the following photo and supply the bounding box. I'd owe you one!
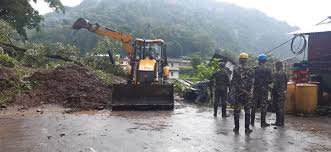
[285,82,296,113]
[295,83,318,114]
[309,81,321,104]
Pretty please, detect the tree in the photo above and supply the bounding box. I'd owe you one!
[194,58,220,80]
[191,33,216,57]
[0,20,17,45]
[90,38,121,56]
[0,0,64,39]
[190,53,202,69]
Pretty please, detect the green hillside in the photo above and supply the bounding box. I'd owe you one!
[29,0,297,58]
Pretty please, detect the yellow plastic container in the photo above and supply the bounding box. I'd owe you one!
[285,82,296,113]
[163,66,170,77]
[295,83,318,114]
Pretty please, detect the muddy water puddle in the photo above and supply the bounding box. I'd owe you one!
[0,105,330,152]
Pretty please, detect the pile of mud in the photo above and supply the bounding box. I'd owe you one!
[0,66,17,92]
[13,64,112,110]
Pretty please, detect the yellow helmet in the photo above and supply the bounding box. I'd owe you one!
[239,53,249,59]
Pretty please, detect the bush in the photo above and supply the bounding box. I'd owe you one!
[22,42,80,68]
[82,55,126,77]
[0,65,33,106]
[53,43,80,61]
[0,53,17,67]
[92,69,113,85]
[194,58,220,80]
[173,80,191,96]
[22,42,49,67]
[179,65,194,75]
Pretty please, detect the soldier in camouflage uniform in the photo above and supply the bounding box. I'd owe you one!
[231,53,254,134]
[272,61,288,126]
[251,54,272,127]
[210,62,230,117]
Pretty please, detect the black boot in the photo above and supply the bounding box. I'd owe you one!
[233,115,239,134]
[278,111,285,126]
[261,112,270,127]
[245,112,252,134]
[213,106,218,117]
[251,110,255,126]
[221,105,229,118]
[245,128,253,134]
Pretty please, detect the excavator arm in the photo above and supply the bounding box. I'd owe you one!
[72,18,134,56]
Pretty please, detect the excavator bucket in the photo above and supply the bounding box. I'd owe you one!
[112,84,174,110]
[72,18,90,30]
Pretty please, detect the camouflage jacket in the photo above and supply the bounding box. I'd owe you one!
[253,64,272,91]
[231,64,254,94]
[210,68,230,91]
[272,70,288,96]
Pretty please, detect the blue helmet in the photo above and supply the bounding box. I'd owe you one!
[258,54,267,62]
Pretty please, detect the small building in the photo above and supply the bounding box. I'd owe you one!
[167,58,181,79]
[290,16,331,92]
[166,58,191,79]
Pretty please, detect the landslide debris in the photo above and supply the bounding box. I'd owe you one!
[13,64,113,110]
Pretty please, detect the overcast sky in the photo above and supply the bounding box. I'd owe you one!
[218,0,330,28]
[32,0,330,28]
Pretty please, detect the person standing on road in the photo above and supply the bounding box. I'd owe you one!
[210,62,230,117]
[251,54,272,127]
[231,53,254,134]
[272,61,288,126]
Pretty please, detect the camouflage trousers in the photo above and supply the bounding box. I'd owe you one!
[251,89,269,124]
[252,89,269,113]
[214,89,227,116]
[214,89,227,107]
[233,101,251,129]
[273,93,285,124]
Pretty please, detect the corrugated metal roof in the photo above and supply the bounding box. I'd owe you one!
[290,22,331,35]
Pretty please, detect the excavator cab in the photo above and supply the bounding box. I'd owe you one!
[129,39,168,84]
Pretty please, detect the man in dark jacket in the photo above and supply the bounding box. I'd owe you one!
[251,54,272,127]
[210,62,230,117]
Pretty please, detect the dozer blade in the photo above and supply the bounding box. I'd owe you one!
[112,84,174,110]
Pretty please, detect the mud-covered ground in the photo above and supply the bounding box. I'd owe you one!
[12,64,113,110]
[0,103,330,152]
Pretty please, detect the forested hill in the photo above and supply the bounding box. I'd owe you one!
[29,0,298,58]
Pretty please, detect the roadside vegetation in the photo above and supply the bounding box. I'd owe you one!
[0,16,124,106]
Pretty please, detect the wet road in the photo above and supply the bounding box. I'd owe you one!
[0,104,330,152]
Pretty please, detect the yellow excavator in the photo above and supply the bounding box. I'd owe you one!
[72,18,174,110]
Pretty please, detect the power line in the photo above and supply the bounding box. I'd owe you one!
[265,34,307,56]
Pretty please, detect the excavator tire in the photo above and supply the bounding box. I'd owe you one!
[112,83,174,110]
